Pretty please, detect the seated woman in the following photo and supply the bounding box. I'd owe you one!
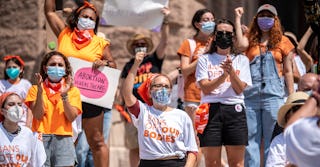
[121,50,198,167]
[0,92,46,166]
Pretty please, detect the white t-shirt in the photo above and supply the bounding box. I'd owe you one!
[294,55,306,91]
[131,101,198,160]
[285,117,320,167]
[0,79,32,126]
[0,79,32,99]
[195,53,252,104]
[0,123,46,166]
[266,133,288,167]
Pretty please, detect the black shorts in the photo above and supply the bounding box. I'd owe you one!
[139,158,186,167]
[81,102,104,118]
[198,103,248,147]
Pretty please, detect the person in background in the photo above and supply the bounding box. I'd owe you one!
[196,19,252,167]
[121,50,198,167]
[0,92,46,166]
[284,77,320,167]
[25,51,82,166]
[235,4,295,166]
[266,92,309,167]
[0,55,32,128]
[298,26,318,73]
[44,1,117,166]
[177,8,215,166]
[271,72,318,140]
[115,7,170,167]
[297,73,318,93]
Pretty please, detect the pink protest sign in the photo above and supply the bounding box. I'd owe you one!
[68,57,121,109]
[74,68,109,98]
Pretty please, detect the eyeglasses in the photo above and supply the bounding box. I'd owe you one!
[216,31,233,37]
[151,84,171,89]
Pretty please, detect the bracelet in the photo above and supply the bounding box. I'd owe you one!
[61,94,68,101]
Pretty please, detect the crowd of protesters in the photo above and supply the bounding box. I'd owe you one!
[0,1,319,167]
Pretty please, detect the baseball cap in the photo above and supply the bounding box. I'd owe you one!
[257,4,278,16]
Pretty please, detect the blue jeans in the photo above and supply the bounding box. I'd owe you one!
[244,51,285,167]
[76,109,112,167]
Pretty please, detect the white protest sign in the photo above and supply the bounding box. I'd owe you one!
[101,0,168,30]
[68,57,121,109]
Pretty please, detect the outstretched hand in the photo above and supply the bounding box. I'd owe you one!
[234,7,244,19]
[134,51,146,66]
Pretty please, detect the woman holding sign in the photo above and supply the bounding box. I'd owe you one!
[121,50,198,167]
[45,0,116,166]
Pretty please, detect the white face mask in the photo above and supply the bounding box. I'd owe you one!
[4,105,24,123]
[77,18,96,30]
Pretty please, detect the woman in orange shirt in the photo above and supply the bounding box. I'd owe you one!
[235,4,294,166]
[44,1,116,166]
[25,51,82,166]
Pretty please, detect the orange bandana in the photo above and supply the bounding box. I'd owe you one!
[43,79,65,105]
[72,28,95,50]
[137,74,159,106]
[3,55,25,66]
[76,1,97,14]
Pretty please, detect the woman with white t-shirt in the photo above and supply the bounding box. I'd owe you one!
[121,50,198,167]
[0,55,32,127]
[195,19,252,167]
[0,92,46,166]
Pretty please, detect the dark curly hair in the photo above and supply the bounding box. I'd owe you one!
[39,51,73,81]
[66,5,100,34]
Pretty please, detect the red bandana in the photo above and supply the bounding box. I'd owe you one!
[72,28,95,50]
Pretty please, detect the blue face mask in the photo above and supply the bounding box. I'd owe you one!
[151,88,171,106]
[5,68,20,80]
[201,21,215,35]
[257,17,274,31]
[77,18,96,30]
[47,66,66,82]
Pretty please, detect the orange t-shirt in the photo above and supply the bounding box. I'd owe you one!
[245,35,294,77]
[25,85,82,136]
[58,28,109,62]
[177,38,209,102]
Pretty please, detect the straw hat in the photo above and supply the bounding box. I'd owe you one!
[277,92,309,127]
[126,34,153,55]
[257,4,278,16]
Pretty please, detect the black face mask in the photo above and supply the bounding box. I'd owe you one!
[215,31,233,49]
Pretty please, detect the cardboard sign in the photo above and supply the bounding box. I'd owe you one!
[101,0,168,30]
[68,57,121,109]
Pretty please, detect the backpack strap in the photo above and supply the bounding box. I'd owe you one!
[187,39,196,62]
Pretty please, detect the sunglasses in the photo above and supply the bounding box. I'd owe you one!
[216,31,233,36]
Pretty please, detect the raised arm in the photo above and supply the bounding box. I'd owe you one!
[121,52,145,107]
[156,7,170,60]
[297,27,314,72]
[284,52,295,94]
[234,7,249,51]
[45,0,66,37]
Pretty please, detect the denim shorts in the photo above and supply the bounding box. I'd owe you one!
[42,134,76,166]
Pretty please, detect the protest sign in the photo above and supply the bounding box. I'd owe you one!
[101,0,168,30]
[68,57,121,109]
